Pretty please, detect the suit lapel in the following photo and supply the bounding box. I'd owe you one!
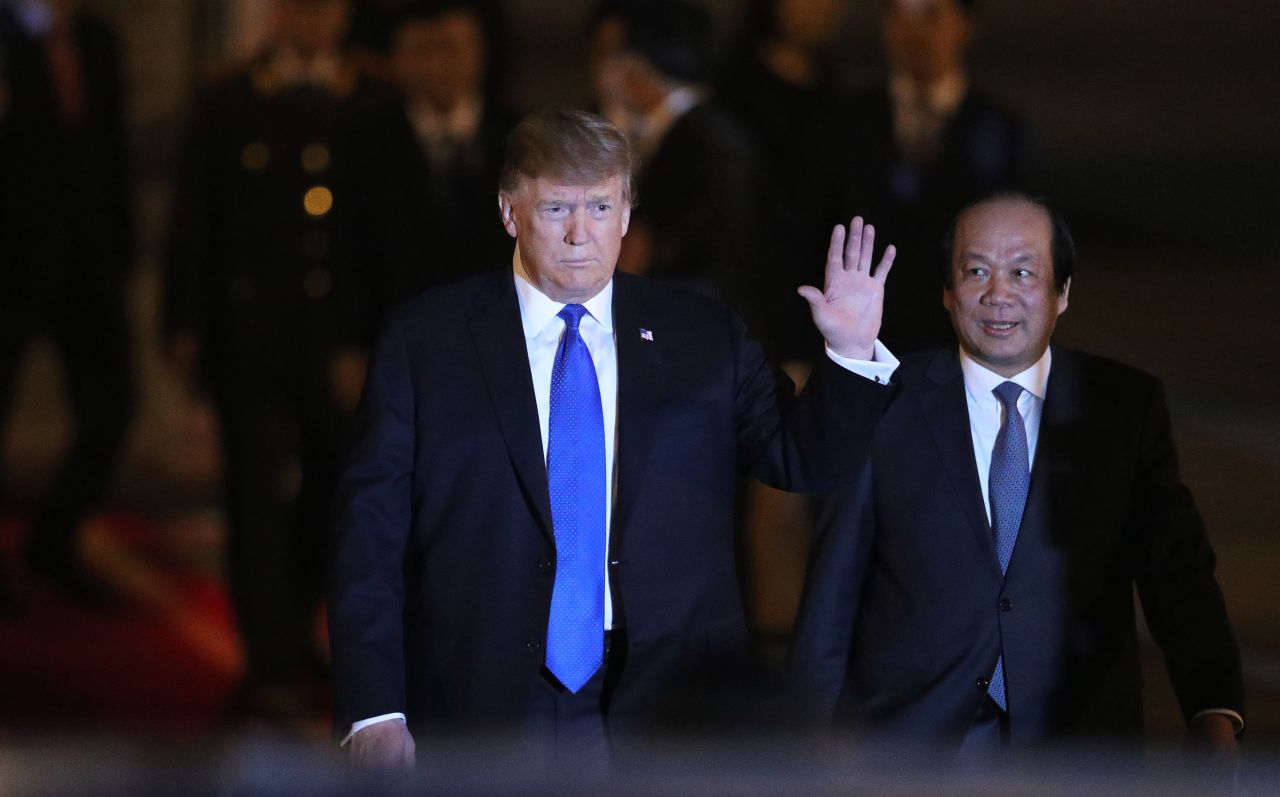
[468,272,554,540]
[919,351,1002,575]
[609,274,663,557]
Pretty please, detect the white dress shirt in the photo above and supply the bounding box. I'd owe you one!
[345,262,899,742]
[958,347,1243,733]
[406,93,483,169]
[959,347,1049,526]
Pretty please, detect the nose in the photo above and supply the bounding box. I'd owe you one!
[981,273,1014,306]
[563,207,588,246]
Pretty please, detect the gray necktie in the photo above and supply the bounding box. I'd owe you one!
[986,380,1029,710]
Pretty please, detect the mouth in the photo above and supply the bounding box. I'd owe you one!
[980,321,1019,336]
[560,258,597,267]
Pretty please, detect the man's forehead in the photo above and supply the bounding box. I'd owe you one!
[521,174,627,199]
[959,200,1050,238]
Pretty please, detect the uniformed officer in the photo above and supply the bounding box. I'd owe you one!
[164,0,379,720]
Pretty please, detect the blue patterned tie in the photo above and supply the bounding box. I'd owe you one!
[544,305,607,693]
[986,380,1029,711]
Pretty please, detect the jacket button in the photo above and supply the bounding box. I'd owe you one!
[525,639,542,654]
[999,598,1014,612]
[537,557,552,574]
[976,678,989,690]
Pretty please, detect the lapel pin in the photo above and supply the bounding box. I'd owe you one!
[639,328,654,342]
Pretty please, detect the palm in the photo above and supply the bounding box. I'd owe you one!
[798,216,896,360]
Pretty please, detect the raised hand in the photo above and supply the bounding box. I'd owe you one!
[797,216,896,361]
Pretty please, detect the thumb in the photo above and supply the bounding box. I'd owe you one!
[797,285,824,310]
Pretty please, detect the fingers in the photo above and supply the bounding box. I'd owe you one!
[844,216,864,270]
[830,214,895,279]
[875,244,897,282]
[858,221,876,272]
[825,223,846,290]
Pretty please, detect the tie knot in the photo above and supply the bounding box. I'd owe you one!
[993,381,1023,409]
[558,304,589,331]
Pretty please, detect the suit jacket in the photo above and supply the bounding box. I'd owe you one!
[629,102,773,348]
[790,346,1243,747]
[163,55,382,383]
[0,9,133,314]
[328,268,892,738]
[799,87,1036,356]
[334,96,518,346]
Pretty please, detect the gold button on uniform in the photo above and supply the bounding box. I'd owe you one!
[303,186,333,217]
[301,142,331,174]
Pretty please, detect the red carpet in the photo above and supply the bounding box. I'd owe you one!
[0,513,241,733]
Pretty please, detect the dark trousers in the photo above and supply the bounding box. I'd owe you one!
[214,375,350,685]
[957,695,1010,759]
[0,284,135,565]
[524,631,625,769]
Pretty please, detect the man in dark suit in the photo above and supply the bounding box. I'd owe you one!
[801,0,1035,356]
[592,1,767,343]
[165,0,377,719]
[336,0,518,347]
[329,108,899,766]
[0,0,135,603]
[790,192,1243,754]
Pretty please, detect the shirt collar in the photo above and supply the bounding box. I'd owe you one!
[959,346,1052,405]
[407,93,483,144]
[889,71,968,116]
[512,253,614,340]
[633,86,703,158]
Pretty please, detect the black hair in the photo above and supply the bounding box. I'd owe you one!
[939,190,1075,294]
[618,0,713,83]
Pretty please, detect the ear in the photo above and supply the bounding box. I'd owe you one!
[498,193,518,239]
[942,284,954,313]
[620,200,632,237]
[1056,276,1071,316]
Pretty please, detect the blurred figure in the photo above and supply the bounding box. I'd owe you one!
[593,0,763,323]
[345,0,507,100]
[164,0,377,722]
[717,0,850,366]
[791,192,1243,756]
[804,0,1035,354]
[337,0,518,345]
[0,0,136,605]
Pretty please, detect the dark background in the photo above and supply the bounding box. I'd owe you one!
[2,0,1277,751]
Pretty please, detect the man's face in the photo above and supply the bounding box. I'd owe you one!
[882,0,971,84]
[499,175,631,303]
[943,198,1069,377]
[776,0,849,52]
[391,11,485,112]
[276,0,350,56]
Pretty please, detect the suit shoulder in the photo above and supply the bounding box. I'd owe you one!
[388,270,503,332]
[615,272,735,323]
[1056,346,1160,391]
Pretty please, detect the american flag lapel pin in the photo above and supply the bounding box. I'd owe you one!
[639,328,654,342]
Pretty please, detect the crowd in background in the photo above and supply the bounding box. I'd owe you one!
[0,0,1035,726]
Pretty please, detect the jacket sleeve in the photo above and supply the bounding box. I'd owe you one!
[328,311,417,735]
[732,301,894,493]
[788,465,877,721]
[1131,379,1245,725]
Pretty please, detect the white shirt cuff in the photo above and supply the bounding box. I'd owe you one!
[824,339,899,385]
[1191,708,1245,735]
[340,713,407,746]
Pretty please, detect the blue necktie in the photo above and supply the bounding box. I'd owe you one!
[544,305,607,693]
[986,380,1029,711]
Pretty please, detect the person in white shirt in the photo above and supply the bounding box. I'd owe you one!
[329,107,900,767]
[791,191,1243,756]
